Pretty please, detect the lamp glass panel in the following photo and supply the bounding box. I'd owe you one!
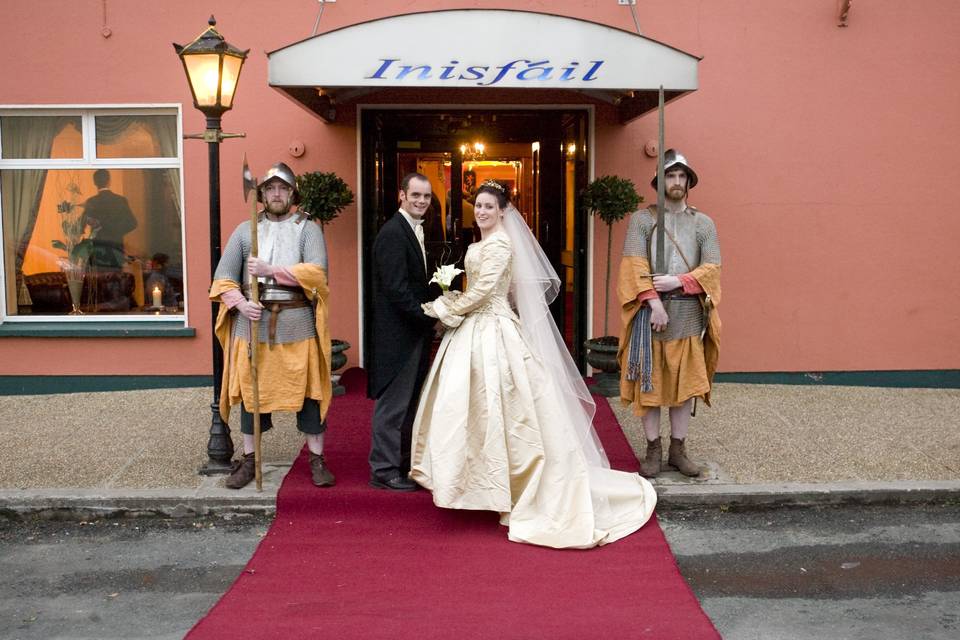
[219,55,244,109]
[183,53,223,107]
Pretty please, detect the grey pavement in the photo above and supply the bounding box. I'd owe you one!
[660,504,960,640]
[4,505,959,640]
[1,382,958,517]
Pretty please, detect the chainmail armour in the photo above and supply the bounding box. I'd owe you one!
[215,215,328,344]
[622,206,720,341]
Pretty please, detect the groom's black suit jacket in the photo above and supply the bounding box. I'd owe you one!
[367,211,436,399]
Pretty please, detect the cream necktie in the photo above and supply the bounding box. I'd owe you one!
[414,222,427,271]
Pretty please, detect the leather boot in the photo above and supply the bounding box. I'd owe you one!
[308,452,335,487]
[668,437,703,477]
[225,452,255,489]
[639,438,662,478]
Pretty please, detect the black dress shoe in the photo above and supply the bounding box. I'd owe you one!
[369,475,420,492]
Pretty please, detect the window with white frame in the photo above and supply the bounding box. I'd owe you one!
[0,107,184,319]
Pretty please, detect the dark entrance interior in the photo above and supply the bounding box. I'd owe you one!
[361,108,590,371]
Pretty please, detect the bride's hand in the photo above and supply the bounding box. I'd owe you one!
[431,296,463,329]
[422,302,439,318]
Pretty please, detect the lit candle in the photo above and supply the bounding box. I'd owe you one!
[152,286,162,308]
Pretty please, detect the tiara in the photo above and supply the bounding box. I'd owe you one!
[480,180,506,193]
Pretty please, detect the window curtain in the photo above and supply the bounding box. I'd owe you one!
[153,117,181,221]
[95,116,181,220]
[1,117,70,311]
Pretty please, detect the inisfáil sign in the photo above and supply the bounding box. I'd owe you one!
[366,59,605,87]
[268,10,699,93]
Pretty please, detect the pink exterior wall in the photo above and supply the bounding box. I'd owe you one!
[594,1,960,372]
[2,1,958,376]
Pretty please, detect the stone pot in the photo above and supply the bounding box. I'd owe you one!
[583,335,620,397]
[331,339,351,396]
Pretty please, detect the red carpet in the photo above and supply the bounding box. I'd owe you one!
[187,369,719,639]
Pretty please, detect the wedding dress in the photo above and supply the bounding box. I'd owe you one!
[410,211,656,549]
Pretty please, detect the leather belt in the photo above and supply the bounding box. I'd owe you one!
[660,291,700,301]
[264,300,311,344]
[243,283,306,303]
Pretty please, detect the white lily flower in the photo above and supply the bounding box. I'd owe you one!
[429,263,464,291]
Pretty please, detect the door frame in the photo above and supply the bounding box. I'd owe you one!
[355,103,596,370]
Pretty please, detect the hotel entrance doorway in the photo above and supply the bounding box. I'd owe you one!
[361,109,590,370]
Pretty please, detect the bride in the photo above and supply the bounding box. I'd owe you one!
[410,180,657,549]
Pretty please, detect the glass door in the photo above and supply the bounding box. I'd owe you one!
[361,109,590,370]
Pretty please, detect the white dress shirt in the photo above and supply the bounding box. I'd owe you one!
[400,208,427,272]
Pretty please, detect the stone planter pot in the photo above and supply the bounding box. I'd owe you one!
[583,335,620,397]
[331,339,350,396]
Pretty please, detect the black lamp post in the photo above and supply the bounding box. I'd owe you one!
[174,16,248,474]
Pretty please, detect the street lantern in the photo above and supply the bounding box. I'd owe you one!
[174,16,247,474]
[174,16,248,121]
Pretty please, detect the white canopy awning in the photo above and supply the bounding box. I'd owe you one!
[268,9,701,122]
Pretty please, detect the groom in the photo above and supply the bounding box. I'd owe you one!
[368,172,437,491]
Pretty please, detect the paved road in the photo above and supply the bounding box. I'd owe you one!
[0,515,270,640]
[659,504,960,640]
[2,504,958,639]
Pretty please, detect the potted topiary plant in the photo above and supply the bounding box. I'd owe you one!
[581,175,643,396]
[296,171,355,395]
[296,171,354,228]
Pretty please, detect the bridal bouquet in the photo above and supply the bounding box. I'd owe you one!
[429,263,463,292]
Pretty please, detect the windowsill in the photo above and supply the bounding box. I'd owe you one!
[0,321,195,338]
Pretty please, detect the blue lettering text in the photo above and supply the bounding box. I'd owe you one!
[366,58,398,80]
[480,59,527,86]
[460,66,488,81]
[581,60,604,82]
[558,62,580,81]
[367,58,606,85]
[439,61,459,80]
[396,65,432,80]
[517,60,553,81]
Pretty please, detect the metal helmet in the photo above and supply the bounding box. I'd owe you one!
[650,148,699,190]
[258,162,300,205]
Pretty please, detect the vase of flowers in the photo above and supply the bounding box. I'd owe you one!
[51,181,97,314]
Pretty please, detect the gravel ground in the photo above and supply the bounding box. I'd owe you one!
[0,388,304,490]
[612,382,960,483]
[1,383,958,490]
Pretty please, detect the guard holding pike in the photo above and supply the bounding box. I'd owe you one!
[617,149,721,478]
[211,161,335,490]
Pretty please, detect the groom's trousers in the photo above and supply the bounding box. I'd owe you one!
[369,338,430,482]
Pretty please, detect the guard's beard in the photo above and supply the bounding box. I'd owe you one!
[264,197,292,216]
[666,186,687,201]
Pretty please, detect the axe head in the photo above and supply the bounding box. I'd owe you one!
[242,154,257,203]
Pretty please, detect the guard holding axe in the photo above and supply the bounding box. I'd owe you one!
[210,161,335,490]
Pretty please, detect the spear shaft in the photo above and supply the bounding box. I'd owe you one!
[242,155,263,492]
[656,85,666,275]
[249,195,262,492]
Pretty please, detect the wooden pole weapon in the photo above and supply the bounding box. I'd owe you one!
[242,155,263,492]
